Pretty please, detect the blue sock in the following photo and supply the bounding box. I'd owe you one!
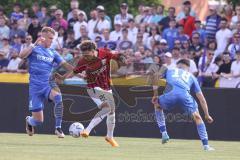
[27,117,43,126]
[155,110,167,134]
[197,123,208,146]
[54,95,63,129]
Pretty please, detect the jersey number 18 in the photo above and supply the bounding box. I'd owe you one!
[172,69,191,83]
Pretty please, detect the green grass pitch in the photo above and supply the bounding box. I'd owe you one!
[0,133,240,160]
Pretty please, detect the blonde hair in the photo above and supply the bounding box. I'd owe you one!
[41,27,55,35]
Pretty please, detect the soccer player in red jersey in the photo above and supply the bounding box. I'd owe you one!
[65,40,126,147]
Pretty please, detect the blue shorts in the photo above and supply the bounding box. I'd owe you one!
[49,78,58,88]
[29,83,52,112]
[158,91,198,114]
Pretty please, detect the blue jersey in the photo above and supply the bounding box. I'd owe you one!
[163,68,201,94]
[28,45,64,85]
[162,28,179,50]
[27,45,64,111]
[159,68,201,113]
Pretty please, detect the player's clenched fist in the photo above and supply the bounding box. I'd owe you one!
[34,37,45,46]
[205,115,214,124]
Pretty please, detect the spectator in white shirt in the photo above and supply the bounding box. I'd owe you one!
[110,21,122,41]
[68,9,80,30]
[20,35,33,51]
[94,8,110,37]
[232,21,240,35]
[141,6,154,25]
[0,37,11,59]
[67,0,80,21]
[127,19,138,44]
[230,5,240,29]
[163,52,176,69]
[87,10,98,40]
[228,33,240,60]
[146,25,161,50]
[0,16,10,47]
[135,4,145,24]
[7,49,22,72]
[198,49,219,87]
[221,51,240,87]
[138,23,149,44]
[215,18,232,56]
[180,49,198,76]
[73,11,88,40]
[102,29,111,43]
[172,47,181,65]
[114,3,133,25]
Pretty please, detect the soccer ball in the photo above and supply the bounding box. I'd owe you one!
[69,122,84,138]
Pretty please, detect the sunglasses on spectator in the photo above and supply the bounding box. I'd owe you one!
[208,53,214,56]
[234,36,240,38]
[25,38,32,40]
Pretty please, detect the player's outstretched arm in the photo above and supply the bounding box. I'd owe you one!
[19,37,45,59]
[196,92,214,123]
[61,62,74,71]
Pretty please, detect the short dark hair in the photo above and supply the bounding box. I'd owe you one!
[172,47,180,51]
[128,18,134,23]
[14,3,21,7]
[214,56,222,64]
[223,51,230,55]
[177,59,190,67]
[168,7,175,12]
[183,1,191,5]
[221,17,228,22]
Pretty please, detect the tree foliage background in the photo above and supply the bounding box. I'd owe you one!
[0,0,162,18]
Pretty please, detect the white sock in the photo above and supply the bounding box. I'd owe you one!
[85,114,107,134]
[106,113,115,138]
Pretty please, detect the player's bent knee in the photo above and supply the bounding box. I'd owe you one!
[54,94,63,104]
[154,105,162,111]
[192,112,203,123]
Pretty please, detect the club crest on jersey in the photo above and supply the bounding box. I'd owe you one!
[101,59,106,65]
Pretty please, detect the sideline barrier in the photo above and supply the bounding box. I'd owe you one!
[0,83,240,141]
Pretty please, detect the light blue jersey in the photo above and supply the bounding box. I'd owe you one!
[159,68,201,114]
[27,45,64,112]
[28,45,63,85]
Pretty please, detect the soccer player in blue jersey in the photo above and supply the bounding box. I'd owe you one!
[151,59,214,151]
[19,27,73,138]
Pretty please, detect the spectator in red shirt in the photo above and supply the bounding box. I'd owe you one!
[179,6,195,37]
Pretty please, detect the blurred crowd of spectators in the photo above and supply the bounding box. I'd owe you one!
[0,0,240,88]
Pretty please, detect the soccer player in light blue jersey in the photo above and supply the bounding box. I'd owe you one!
[19,27,73,138]
[151,59,214,151]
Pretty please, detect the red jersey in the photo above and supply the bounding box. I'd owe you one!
[73,48,119,90]
[179,16,196,37]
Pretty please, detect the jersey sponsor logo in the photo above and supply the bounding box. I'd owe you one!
[37,55,53,63]
[90,65,107,75]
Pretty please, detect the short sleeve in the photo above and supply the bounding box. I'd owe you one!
[53,51,64,65]
[191,76,201,94]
